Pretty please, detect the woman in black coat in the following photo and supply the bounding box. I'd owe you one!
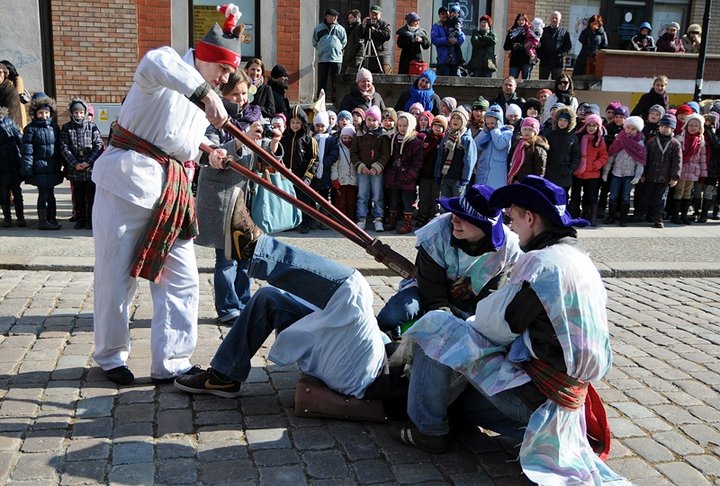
[630,75,669,121]
[573,15,607,76]
[503,13,531,80]
[396,13,431,75]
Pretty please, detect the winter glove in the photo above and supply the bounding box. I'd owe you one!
[332,179,341,190]
[631,176,641,185]
[602,174,608,182]
[457,179,469,187]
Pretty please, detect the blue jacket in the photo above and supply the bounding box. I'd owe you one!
[21,118,63,188]
[434,129,476,182]
[474,125,513,189]
[0,114,23,185]
[312,134,339,191]
[312,21,347,64]
[431,22,465,65]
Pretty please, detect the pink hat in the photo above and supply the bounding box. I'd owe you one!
[606,101,622,112]
[365,106,382,122]
[521,117,540,133]
[409,102,424,114]
[356,68,373,84]
[584,114,603,127]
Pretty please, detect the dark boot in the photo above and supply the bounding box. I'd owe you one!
[697,199,712,223]
[692,197,702,221]
[225,187,263,260]
[604,203,616,224]
[13,197,25,226]
[619,204,629,227]
[680,199,693,225]
[589,204,598,227]
[384,210,398,231]
[47,200,59,225]
[2,202,10,227]
[653,214,664,228]
[397,213,413,234]
[670,199,682,224]
[712,201,720,220]
[38,209,60,230]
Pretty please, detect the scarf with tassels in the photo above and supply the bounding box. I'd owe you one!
[608,130,646,165]
[110,124,198,282]
[442,127,466,175]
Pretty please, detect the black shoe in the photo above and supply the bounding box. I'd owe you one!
[15,218,26,227]
[297,224,310,234]
[69,215,78,222]
[74,220,86,230]
[174,367,242,398]
[396,424,451,454]
[104,366,135,385]
[152,364,203,384]
[85,221,92,230]
[2,219,10,228]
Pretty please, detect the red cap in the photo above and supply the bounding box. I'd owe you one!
[195,40,241,69]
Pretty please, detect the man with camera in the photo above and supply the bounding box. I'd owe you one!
[361,5,392,74]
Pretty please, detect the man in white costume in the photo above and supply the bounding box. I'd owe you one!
[92,23,243,385]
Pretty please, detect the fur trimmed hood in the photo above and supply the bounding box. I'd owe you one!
[29,96,56,118]
[0,107,9,118]
[552,106,576,132]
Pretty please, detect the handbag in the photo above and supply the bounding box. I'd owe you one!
[408,61,429,76]
[249,169,303,233]
[294,375,388,422]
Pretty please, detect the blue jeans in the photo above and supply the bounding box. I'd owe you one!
[213,248,252,322]
[509,64,532,80]
[376,286,421,338]
[356,173,384,220]
[210,236,354,383]
[609,175,634,205]
[408,347,533,438]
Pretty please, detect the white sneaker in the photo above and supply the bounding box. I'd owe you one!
[356,220,366,230]
[374,219,384,232]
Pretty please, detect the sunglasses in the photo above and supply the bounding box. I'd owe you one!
[558,80,569,85]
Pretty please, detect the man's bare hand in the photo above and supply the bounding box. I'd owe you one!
[208,148,228,169]
[203,89,228,128]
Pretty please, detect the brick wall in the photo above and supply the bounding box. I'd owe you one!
[51,0,139,121]
[137,0,172,60]
[392,0,420,74]
[276,0,301,101]
[688,1,720,57]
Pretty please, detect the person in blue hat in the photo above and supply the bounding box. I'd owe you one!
[376,183,522,340]
[394,175,623,484]
[394,69,441,115]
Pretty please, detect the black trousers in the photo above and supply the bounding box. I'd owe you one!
[317,62,341,101]
[538,64,564,81]
[72,179,96,223]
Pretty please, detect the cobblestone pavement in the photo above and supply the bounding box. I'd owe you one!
[0,270,719,485]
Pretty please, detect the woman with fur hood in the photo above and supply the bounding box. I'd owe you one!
[506,117,548,184]
[544,105,579,192]
[21,94,63,230]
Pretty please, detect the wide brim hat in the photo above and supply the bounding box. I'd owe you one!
[490,175,589,228]
[438,184,506,249]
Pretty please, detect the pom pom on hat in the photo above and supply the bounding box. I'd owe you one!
[196,23,243,69]
[624,116,644,132]
[506,104,522,117]
[356,68,373,84]
[521,117,540,133]
[365,106,382,122]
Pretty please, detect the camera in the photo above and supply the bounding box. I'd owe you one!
[262,123,275,139]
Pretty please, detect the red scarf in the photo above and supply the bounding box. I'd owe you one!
[507,139,528,183]
[683,131,701,161]
[574,134,592,176]
[608,130,646,165]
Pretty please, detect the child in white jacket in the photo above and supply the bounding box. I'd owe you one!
[331,126,358,220]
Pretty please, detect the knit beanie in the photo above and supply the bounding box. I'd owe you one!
[441,97,457,112]
[419,111,434,125]
[506,104,522,118]
[356,68,373,84]
[351,107,366,120]
[450,106,469,126]
[521,117,540,133]
[419,69,437,86]
[195,23,243,69]
[659,114,677,129]
[365,105,382,122]
[648,104,665,118]
[667,22,680,31]
[614,106,630,118]
[86,103,95,117]
[382,108,398,121]
[340,126,356,138]
[270,64,289,78]
[337,110,352,122]
[557,111,572,122]
[687,101,700,114]
[624,116,644,132]
[409,102,424,114]
[585,104,601,115]
[69,99,87,114]
[431,114,448,130]
[271,114,286,128]
[676,104,693,116]
[536,88,552,99]
[606,101,622,112]
[684,113,705,134]
[472,96,490,111]
[485,104,504,122]
[584,114,603,127]
[314,111,329,126]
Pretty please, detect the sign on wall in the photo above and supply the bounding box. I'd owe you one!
[192,0,257,59]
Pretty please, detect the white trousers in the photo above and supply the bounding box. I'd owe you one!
[92,188,199,379]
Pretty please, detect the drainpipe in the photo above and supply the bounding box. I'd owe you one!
[694,0,712,101]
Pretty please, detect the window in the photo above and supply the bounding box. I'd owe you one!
[652,1,689,35]
[190,0,259,58]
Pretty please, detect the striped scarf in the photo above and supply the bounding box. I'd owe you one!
[110,124,198,283]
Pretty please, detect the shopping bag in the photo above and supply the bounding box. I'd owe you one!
[250,170,302,233]
[408,61,429,76]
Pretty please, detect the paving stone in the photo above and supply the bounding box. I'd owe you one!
[64,439,111,462]
[113,403,154,424]
[685,454,720,478]
[608,418,647,438]
[653,430,705,455]
[614,402,657,419]
[680,423,720,447]
[157,408,193,436]
[156,458,197,484]
[606,457,662,480]
[72,418,112,439]
[241,396,281,415]
[303,449,349,479]
[246,428,291,450]
[291,427,335,450]
[60,460,106,485]
[197,442,248,462]
[199,458,256,483]
[155,436,195,459]
[0,452,16,483]
[633,417,674,432]
[111,441,153,465]
[623,437,675,462]
[75,396,114,419]
[251,448,300,467]
[0,435,22,452]
[390,463,445,484]
[107,463,154,486]
[657,462,711,486]
[20,430,66,453]
[112,421,153,442]
[257,465,308,485]
[11,452,61,480]
[244,414,289,429]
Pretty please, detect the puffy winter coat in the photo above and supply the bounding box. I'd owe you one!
[474,124,513,188]
[573,133,608,179]
[385,135,423,190]
[544,107,580,188]
[644,134,682,183]
[431,21,464,65]
[312,21,347,64]
[677,132,707,181]
[351,129,390,173]
[508,136,549,183]
[0,111,23,185]
[396,25,431,75]
[21,118,63,188]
